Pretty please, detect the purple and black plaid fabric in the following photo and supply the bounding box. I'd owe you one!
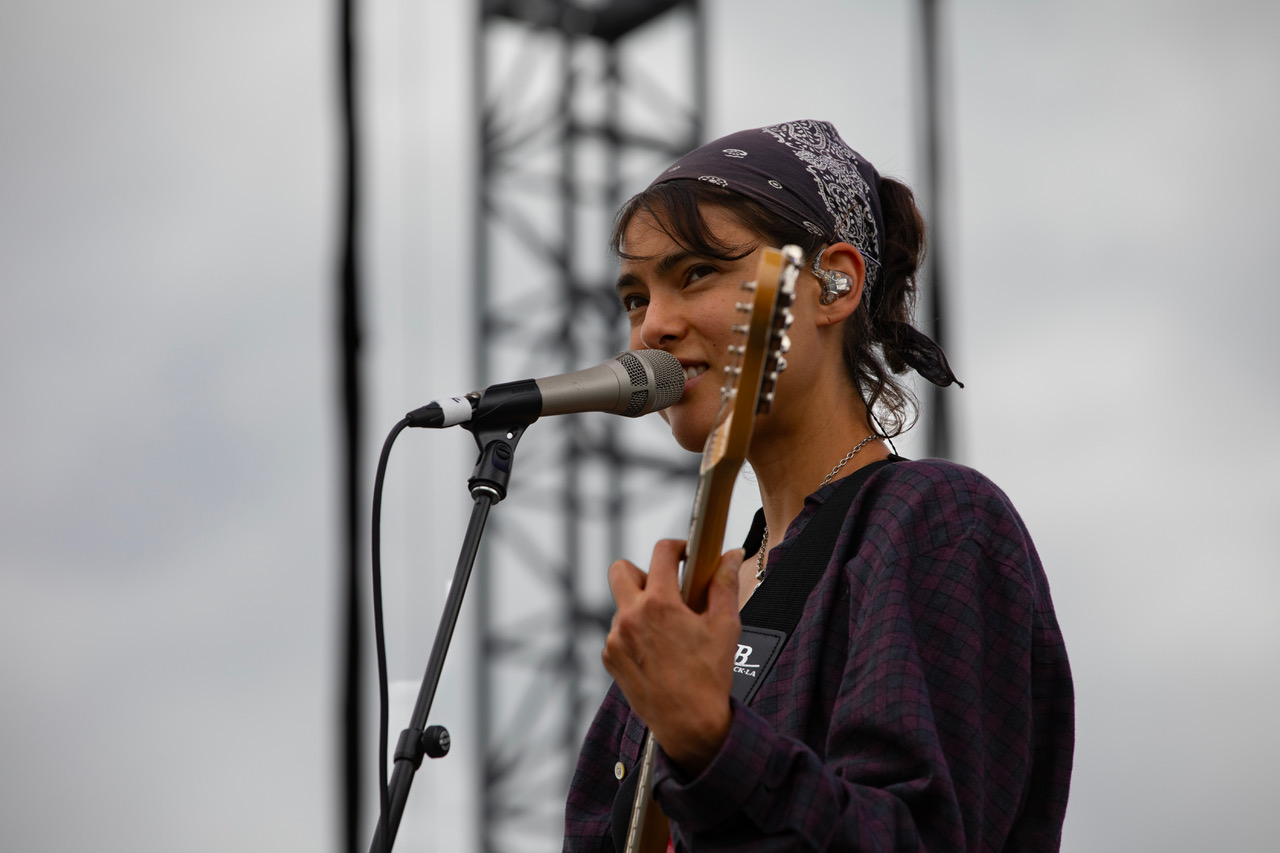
[564,459,1074,852]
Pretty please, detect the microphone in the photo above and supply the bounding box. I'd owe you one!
[406,350,685,429]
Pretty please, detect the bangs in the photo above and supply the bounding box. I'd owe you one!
[611,181,820,263]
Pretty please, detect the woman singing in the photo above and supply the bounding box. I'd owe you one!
[564,120,1074,852]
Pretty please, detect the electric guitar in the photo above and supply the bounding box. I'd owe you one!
[622,244,801,853]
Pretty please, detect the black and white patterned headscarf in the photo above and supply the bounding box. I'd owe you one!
[648,119,885,293]
[647,120,962,389]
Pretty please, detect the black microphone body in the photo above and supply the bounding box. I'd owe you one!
[407,350,685,429]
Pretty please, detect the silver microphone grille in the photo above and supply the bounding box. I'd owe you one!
[615,350,685,416]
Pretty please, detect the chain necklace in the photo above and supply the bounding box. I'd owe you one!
[754,434,880,588]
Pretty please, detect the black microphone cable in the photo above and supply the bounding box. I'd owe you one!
[369,416,409,853]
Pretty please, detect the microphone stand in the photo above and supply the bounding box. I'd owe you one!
[368,417,530,853]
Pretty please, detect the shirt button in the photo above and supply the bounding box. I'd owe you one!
[614,761,626,780]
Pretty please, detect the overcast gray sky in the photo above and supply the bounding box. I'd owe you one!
[2,1,1278,851]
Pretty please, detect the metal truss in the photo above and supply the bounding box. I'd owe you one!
[473,2,705,851]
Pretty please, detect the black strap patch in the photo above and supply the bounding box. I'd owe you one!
[730,626,787,704]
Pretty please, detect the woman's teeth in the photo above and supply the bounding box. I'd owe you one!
[684,365,708,380]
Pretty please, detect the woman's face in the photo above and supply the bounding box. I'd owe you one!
[614,205,775,452]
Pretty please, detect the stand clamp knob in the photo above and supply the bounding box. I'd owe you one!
[394,724,452,769]
[423,725,451,759]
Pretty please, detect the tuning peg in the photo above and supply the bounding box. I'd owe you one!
[723,365,741,376]
[740,280,756,291]
[734,302,752,313]
[731,324,749,335]
[727,344,745,355]
[775,357,788,373]
[778,334,791,354]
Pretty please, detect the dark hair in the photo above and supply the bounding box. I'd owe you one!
[611,179,925,436]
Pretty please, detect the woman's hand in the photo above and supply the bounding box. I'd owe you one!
[602,539,744,776]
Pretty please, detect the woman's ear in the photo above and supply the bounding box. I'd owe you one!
[812,242,865,327]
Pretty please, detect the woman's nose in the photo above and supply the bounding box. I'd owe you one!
[636,293,685,350]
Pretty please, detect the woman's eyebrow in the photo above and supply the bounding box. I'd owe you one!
[614,250,696,296]
[614,272,640,297]
[654,250,694,276]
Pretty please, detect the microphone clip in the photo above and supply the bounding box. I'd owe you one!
[465,418,531,503]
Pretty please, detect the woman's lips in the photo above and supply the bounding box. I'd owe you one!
[681,362,709,393]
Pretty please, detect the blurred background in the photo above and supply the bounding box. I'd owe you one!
[2,1,1278,851]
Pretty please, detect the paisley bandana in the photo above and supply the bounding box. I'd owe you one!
[647,120,962,389]
[648,119,885,292]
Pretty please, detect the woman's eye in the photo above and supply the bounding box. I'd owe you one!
[686,264,717,285]
[621,293,648,311]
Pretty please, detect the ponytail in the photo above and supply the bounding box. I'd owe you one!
[841,176,926,437]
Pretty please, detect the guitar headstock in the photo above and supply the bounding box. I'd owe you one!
[756,247,800,415]
[701,245,801,473]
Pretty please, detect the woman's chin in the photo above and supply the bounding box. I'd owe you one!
[664,412,713,453]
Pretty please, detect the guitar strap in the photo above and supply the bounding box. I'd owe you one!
[730,457,898,704]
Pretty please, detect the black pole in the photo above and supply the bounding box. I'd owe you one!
[920,0,953,459]
[337,0,364,850]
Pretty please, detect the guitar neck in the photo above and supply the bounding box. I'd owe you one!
[623,462,741,853]
[680,461,743,612]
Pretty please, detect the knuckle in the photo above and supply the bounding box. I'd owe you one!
[602,631,626,664]
[611,609,638,641]
[633,594,667,623]
[600,647,619,677]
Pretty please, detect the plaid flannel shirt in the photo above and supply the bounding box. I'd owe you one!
[564,459,1074,852]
